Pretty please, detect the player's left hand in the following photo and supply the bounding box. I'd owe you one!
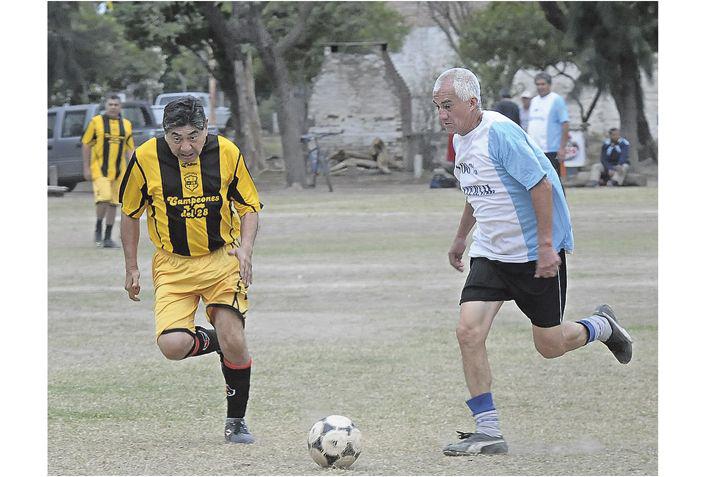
[229,246,253,286]
[557,146,566,161]
[535,246,561,278]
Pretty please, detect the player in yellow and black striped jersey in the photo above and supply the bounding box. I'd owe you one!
[82,94,134,248]
[119,96,261,444]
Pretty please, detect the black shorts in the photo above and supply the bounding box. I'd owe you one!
[460,250,567,328]
[544,152,560,176]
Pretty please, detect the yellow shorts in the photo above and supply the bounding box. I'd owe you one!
[92,175,122,205]
[151,244,249,339]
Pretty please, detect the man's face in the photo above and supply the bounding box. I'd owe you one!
[609,129,621,143]
[165,124,208,163]
[535,79,551,97]
[105,99,121,118]
[432,79,479,136]
[521,97,531,109]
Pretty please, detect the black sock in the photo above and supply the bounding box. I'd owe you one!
[95,219,103,234]
[104,224,113,240]
[183,326,221,358]
[221,355,252,418]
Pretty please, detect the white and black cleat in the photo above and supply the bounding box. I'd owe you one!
[594,304,633,364]
[443,431,508,456]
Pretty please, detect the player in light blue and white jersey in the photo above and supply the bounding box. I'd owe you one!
[432,68,633,457]
[526,72,570,177]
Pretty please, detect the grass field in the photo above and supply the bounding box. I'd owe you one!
[48,174,657,475]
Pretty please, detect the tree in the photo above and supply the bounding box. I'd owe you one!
[48,2,162,105]
[540,1,658,163]
[198,1,407,188]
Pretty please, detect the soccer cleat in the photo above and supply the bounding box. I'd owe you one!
[95,230,103,247]
[103,238,119,248]
[593,304,633,364]
[443,431,508,456]
[225,417,255,444]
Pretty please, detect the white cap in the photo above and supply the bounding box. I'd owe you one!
[520,90,533,98]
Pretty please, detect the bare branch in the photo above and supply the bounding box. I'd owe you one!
[539,2,567,32]
[276,2,315,54]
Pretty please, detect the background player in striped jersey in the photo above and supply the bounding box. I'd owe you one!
[432,68,634,456]
[119,96,262,444]
[82,94,135,248]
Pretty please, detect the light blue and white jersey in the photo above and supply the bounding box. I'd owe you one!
[453,111,574,263]
[527,92,569,153]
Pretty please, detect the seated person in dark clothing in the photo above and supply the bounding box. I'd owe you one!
[588,128,631,186]
[493,88,521,126]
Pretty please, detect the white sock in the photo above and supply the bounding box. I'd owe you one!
[475,409,502,437]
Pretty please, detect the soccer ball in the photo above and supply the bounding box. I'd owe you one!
[307,415,362,468]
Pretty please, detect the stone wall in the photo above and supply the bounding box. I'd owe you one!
[307,48,411,160]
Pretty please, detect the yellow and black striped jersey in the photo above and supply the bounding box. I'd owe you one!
[82,114,134,179]
[119,134,262,257]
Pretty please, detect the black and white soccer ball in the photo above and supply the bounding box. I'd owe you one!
[307,415,362,468]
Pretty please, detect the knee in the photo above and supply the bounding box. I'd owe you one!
[456,322,488,348]
[157,331,194,360]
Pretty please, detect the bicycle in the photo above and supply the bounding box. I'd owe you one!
[301,132,341,192]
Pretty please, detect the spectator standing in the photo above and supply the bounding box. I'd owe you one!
[526,73,569,178]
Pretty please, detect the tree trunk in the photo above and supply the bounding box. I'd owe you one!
[610,49,641,168]
[234,52,266,173]
[259,52,305,187]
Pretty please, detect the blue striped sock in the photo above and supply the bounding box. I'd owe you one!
[466,392,502,437]
[577,315,612,343]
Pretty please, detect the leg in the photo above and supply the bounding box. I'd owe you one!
[102,204,119,247]
[443,301,508,456]
[157,329,195,360]
[210,306,255,444]
[531,321,588,358]
[613,164,629,185]
[456,301,503,397]
[94,201,107,245]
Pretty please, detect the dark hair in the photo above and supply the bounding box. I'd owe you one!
[163,96,207,131]
[105,94,121,102]
[608,127,620,134]
[534,72,552,84]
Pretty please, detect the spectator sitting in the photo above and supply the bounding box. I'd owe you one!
[588,128,631,186]
[493,88,521,126]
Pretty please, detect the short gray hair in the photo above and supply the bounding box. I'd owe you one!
[163,96,207,132]
[433,68,481,106]
[534,72,552,84]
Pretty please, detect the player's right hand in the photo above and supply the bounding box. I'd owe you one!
[448,237,467,272]
[125,268,141,301]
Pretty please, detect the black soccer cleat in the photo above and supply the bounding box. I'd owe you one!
[594,304,633,364]
[443,431,508,456]
[225,417,255,444]
[103,238,119,248]
[95,230,103,247]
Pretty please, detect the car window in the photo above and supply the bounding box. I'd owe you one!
[121,106,148,127]
[158,96,175,106]
[48,112,56,139]
[61,111,87,138]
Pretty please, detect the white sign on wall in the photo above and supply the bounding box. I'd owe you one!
[563,129,586,168]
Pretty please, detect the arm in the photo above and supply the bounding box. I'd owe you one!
[82,144,92,181]
[529,177,561,278]
[120,214,141,301]
[228,212,259,286]
[620,141,630,165]
[448,201,476,272]
[557,121,570,160]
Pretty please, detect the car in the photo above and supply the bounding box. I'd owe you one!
[48,101,161,191]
